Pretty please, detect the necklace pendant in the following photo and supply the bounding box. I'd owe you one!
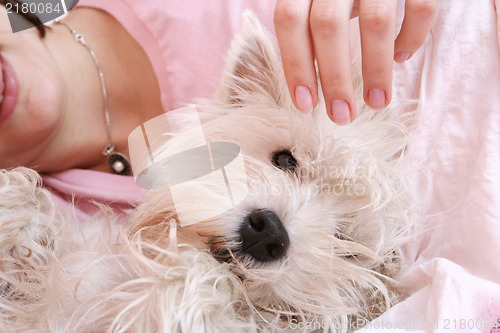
[107,152,132,176]
[59,21,131,176]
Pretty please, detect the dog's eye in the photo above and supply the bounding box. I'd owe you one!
[272,150,297,172]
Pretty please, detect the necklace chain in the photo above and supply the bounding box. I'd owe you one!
[56,20,131,175]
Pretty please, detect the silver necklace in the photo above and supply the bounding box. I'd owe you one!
[57,20,132,176]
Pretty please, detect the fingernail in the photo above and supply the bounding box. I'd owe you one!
[368,89,386,109]
[394,52,411,63]
[295,85,313,113]
[330,100,351,125]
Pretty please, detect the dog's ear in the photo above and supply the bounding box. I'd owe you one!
[216,11,286,107]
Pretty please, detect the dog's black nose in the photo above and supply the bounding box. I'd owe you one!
[239,209,289,262]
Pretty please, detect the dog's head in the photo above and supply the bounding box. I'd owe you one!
[130,12,413,329]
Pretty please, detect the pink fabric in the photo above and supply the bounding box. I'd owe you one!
[358,0,500,331]
[42,170,142,220]
[76,0,276,112]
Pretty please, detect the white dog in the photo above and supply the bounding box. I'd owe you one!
[0,13,413,333]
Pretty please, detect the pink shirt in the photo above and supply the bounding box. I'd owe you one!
[42,0,277,219]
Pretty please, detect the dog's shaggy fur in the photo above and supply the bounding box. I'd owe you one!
[0,13,414,332]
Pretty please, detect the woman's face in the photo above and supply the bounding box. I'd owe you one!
[0,7,64,169]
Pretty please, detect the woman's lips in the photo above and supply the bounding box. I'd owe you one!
[0,54,20,128]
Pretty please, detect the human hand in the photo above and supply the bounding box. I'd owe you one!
[274,0,438,124]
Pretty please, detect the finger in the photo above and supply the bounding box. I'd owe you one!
[359,0,398,109]
[351,0,360,18]
[394,0,439,63]
[310,0,356,125]
[274,0,317,113]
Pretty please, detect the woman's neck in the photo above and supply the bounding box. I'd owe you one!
[38,8,164,174]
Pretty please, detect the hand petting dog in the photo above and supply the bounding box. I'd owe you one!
[274,0,438,124]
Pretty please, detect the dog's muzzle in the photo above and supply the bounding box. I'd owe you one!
[239,209,289,262]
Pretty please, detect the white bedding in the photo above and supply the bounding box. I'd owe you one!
[358,1,500,331]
